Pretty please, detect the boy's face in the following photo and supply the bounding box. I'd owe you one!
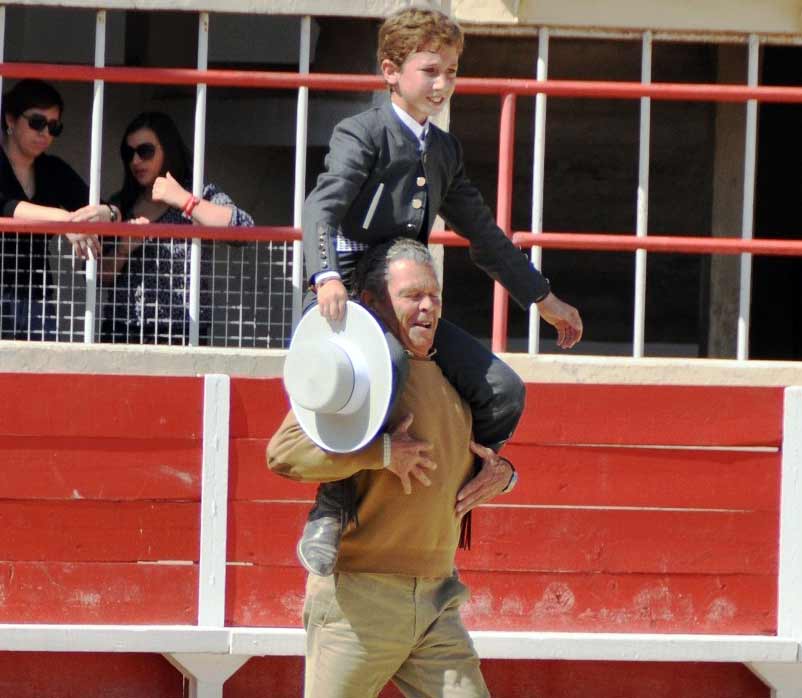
[381,45,459,124]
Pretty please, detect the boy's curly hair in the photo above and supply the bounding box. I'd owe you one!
[377,6,464,69]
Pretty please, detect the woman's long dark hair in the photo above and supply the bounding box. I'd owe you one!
[115,111,192,217]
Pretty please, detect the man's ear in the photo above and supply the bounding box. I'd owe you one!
[361,289,377,310]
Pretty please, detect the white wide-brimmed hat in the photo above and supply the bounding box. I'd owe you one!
[283,301,396,453]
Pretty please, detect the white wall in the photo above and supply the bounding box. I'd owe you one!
[5,0,802,37]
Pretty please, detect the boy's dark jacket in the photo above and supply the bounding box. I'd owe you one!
[302,99,551,309]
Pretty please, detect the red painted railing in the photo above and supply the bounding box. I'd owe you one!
[9,217,802,351]
[9,219,802,255]
[4,61,802,349]
[4,62,802,104]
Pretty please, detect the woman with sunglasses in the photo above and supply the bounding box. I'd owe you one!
[102,111,253,344]
[0,79,107,340]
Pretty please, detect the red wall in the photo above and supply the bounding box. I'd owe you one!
[0,375,782,697]
[0,654,769,698]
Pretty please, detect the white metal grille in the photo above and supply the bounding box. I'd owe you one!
[0,235,295,345]
[24,237,296,346]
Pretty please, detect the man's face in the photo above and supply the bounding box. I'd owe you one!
[365,258,442,359]
[381,45,459,124]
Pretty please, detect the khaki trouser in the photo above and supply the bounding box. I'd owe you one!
[303,571,490,698]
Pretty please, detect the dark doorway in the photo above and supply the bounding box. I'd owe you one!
[751,46,802,359]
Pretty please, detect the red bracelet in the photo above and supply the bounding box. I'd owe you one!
[182,195,201,220]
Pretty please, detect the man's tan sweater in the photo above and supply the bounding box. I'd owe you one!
[268,357,473,578]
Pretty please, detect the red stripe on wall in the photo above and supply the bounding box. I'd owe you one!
[0,654,767,698]
[501,444,780,510]
[248,440,781,511]
[225,565,774,634]
[0,562,197,624]
[231,437,316,500]
[515,385,783,447]
[458,570,776,634]
[0,653,184,698]
[383,660,769,698]
[1,501,199,561]
[226,564,307,627]
[457,507,778,575]
[0,374,203,438]
[230,378,288,439]
[0,436,201,500]
[228,501,777,576]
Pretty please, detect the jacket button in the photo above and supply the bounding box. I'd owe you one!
[416,176,426,187]
[412,199,423,210]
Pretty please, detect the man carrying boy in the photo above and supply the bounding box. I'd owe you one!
[298,5,582,576]
[269,239,511,698]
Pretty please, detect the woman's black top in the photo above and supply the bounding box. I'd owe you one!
[0,147,88,299]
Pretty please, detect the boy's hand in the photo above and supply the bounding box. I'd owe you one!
[536,292,583,349]
[385,414,437,495]
[316,278,348,321]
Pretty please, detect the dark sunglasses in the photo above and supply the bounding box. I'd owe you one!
[120,142,157,163]
[20,112,63,137]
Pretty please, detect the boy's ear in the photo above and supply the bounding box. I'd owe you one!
[381,59,401,87]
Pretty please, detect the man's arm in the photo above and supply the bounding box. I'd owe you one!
[268,410,384,482]
[268,411,437,488]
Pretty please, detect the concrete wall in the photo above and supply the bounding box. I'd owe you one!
[708,45,749,359]
[3,339,802,387]
[7,0,802,38]
[456,0,802,36]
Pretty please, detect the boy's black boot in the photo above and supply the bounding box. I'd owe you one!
[297,480,352,576]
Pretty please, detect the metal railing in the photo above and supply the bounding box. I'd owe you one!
[0,12,799,356]
[7,218,802,348]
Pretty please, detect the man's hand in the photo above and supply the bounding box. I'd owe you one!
[455,442,514,515]
[385,414,437,495]
[536,291,583,349]
[316,278,348,321]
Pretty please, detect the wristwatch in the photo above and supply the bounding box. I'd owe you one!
[500,458,517,494]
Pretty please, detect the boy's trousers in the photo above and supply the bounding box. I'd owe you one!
[432,318,525,451]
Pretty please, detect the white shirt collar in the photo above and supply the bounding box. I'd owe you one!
[391,102,429,146]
